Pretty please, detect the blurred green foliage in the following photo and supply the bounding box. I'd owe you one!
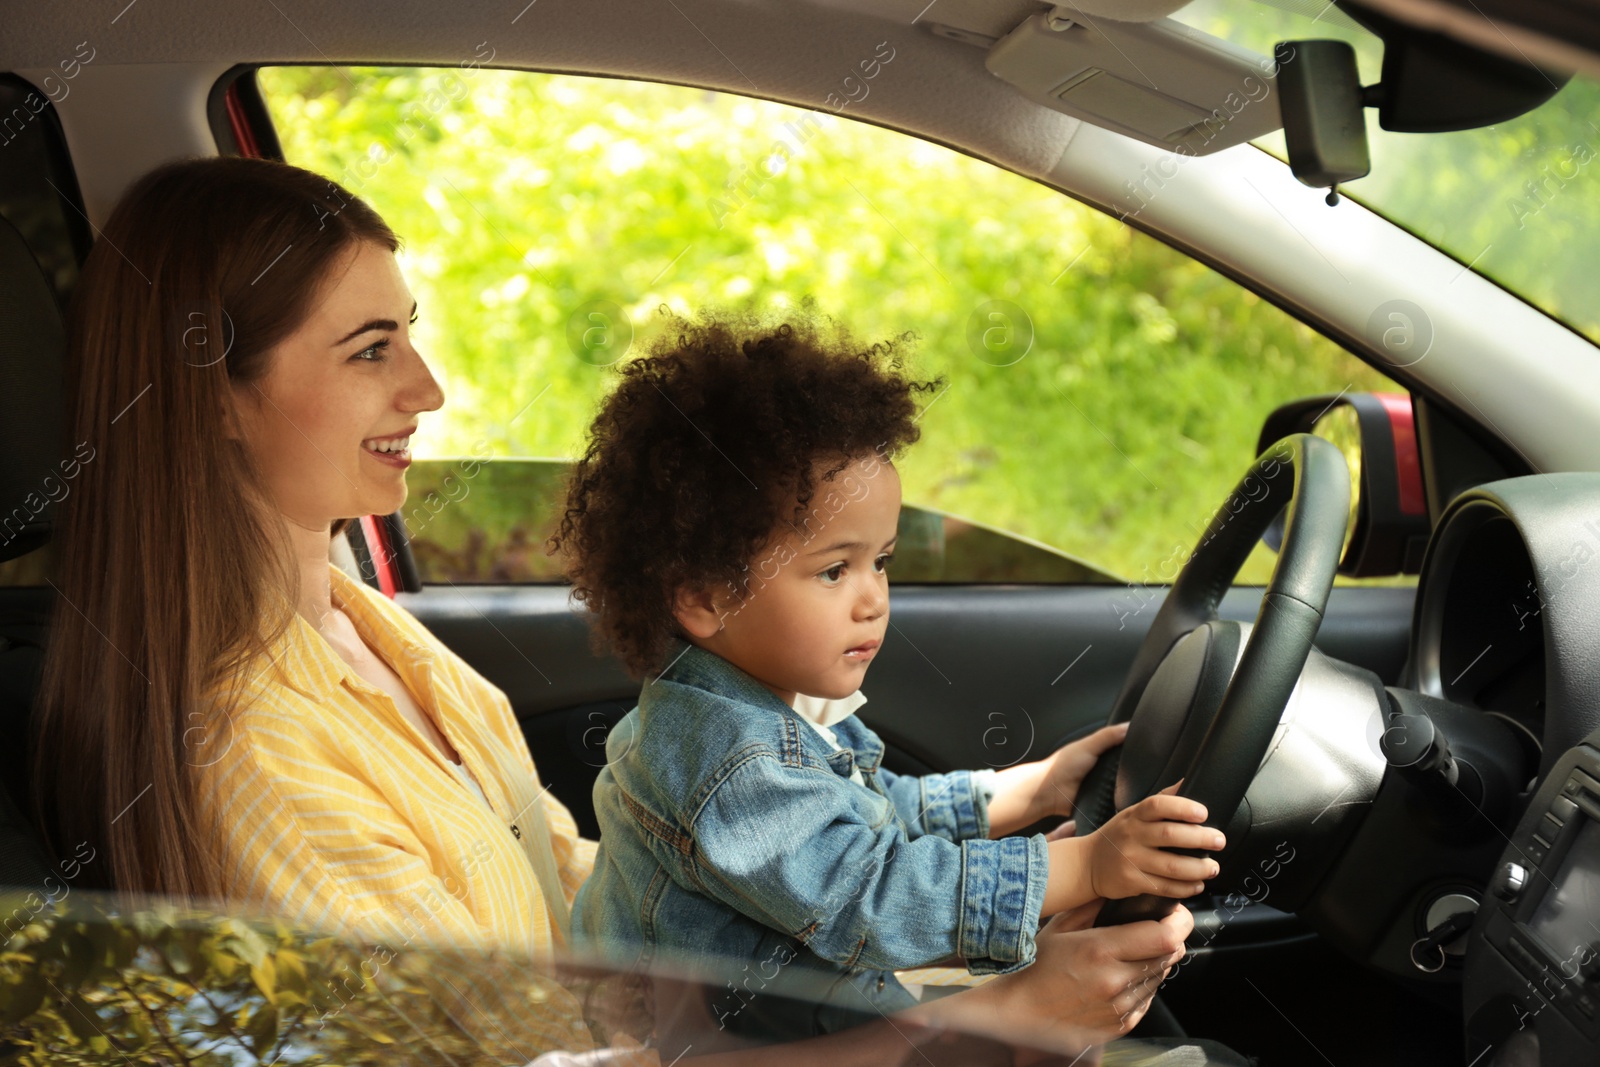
[0,895,608,1065]
[259,63,1403,584]
[403,458,1122,584]
[1185,0,1600,343]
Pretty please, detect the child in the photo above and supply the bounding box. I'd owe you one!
[555,313,1226,1041]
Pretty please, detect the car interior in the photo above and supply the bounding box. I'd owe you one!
[5,0,1600,1064]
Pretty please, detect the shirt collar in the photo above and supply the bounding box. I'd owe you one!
[657,637,868,724]
[655,638,884,772]
[792,689,869,727]
[259,563,433,701]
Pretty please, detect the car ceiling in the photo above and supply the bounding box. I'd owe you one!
[1,0,1081,193]
[6,0,1600,481]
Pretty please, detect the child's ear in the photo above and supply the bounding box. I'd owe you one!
[672,582,726,640]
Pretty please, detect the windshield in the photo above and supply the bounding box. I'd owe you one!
[1175,0,1600,344]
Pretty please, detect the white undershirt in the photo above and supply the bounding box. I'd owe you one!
[791,690,870,784]
[447,759,493,811]
[791,692,1000,810]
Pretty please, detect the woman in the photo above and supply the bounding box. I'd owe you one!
[29,156,1231,1064]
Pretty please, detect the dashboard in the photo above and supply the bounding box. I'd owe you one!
[1413,507,1547,759]
[1468,741,1600,1062]
[1407,474,1600,1065]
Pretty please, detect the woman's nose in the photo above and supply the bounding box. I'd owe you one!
[403,347,446,413]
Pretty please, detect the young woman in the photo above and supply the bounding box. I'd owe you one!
[28,155,1231,1065]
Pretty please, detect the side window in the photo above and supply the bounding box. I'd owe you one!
[257,65,1405,586]
[0,73,93,588]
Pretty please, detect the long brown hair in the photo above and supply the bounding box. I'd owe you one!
[31,156,399,901]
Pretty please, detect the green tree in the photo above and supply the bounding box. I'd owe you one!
[259,64,1400,583]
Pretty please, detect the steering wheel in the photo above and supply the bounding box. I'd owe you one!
[1074,433,1350,926]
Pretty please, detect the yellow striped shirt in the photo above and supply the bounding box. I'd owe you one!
[199,561,596,954]
[197,562,613,1061]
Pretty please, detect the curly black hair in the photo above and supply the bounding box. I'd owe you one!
[549,309,944,679]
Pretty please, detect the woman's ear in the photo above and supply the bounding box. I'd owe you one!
[672,582,727,640]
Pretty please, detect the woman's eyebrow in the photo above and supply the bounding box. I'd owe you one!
[332,300,418,348]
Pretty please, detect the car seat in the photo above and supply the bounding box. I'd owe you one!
[0,209,69,887]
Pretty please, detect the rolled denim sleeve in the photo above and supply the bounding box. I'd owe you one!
[691,755,1048,973]
[875,765,995,842]
[958,833,1050,974]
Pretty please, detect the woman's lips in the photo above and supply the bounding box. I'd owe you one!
[363,447,411,469]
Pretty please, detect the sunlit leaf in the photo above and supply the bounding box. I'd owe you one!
[251,954,278,1004]
[245,1000,280,1056]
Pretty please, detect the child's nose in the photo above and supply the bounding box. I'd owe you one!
[856,579,887,618]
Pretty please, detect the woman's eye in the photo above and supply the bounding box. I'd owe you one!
[874,552,895,573]
[351,338,390,363]
[819,563,846,586]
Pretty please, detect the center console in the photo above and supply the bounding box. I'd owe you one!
[1467,739,1600,1062]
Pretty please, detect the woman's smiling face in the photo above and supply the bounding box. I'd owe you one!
[230,240,445,531]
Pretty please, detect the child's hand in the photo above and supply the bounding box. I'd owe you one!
[1086,783,1226,901]
[1038,722,1129,818]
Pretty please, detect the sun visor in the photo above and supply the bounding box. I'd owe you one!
[1057,0,1195,19]
[986,12,1283,153]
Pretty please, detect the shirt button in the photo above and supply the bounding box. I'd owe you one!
[876,976,885,992]
[510,824,522,839]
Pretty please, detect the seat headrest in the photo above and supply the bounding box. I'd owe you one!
[0,214,67,564]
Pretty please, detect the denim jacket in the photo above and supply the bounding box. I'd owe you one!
[572,638,1049,1040]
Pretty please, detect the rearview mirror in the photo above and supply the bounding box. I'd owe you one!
[1274,40,1370,192]
[1257,392,1429,576]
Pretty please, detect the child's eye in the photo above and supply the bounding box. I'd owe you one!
[409,310,419,326]
[351,338,390,363]
[818,563,847,586]
[874,552,895,574]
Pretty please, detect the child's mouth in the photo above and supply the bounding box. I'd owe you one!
[843,640,880,661]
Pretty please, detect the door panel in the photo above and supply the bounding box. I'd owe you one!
[401,583,1414,832]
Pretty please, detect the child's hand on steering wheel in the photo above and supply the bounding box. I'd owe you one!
[1037,721,1129,818]
[1086,782,1227,901]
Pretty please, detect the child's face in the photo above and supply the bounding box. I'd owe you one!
[675,454,901,707]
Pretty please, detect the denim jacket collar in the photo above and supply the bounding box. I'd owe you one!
[658,637,885,777]
[657,637,793,714]
[827,714,885,777]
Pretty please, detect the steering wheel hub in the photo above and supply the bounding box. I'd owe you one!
[1117,621,1244,811]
